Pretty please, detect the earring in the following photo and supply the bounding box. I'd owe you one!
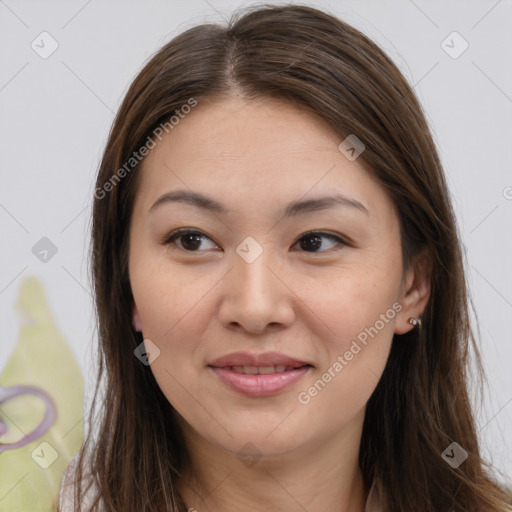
[408,317,422,328]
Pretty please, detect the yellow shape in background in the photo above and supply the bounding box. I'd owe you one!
[0,277,84,511]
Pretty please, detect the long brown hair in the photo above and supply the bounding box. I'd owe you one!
[63,4,512,511]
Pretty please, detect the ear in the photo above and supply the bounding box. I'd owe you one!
[133,303,143,332]
[394,248,432,335]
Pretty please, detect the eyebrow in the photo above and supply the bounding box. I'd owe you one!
[149,189,369,217]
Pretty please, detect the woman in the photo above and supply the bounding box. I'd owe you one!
[58,4,512,511]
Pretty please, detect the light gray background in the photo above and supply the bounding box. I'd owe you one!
[1,0,511,485]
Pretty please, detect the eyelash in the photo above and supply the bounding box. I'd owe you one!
[161,228,349,254]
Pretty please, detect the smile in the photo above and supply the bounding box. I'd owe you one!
[208,351,314,397]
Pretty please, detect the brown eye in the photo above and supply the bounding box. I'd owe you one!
[163,229,218,252]
[294,231,347,253]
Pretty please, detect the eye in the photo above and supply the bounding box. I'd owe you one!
[292,231,347,253]
[162,229,219,252]
[162,229,347,254]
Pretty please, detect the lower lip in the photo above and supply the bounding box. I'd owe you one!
[209,366,311,397]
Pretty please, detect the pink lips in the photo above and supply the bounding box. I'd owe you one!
[208,351,313,397]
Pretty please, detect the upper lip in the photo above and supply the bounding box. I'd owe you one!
[208,351,312,368]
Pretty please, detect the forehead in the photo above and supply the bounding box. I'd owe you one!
[133,96,395,221]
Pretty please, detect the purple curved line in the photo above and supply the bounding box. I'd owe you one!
[0,385,56,454]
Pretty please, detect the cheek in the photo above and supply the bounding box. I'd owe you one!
[300,256,402,347]
[130,268,220,428]
[129,250,223,394]
[293,260,400,417]
[295,294,396,439]
[130,244,220,344]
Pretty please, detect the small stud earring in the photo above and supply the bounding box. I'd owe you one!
[408,317,422,328]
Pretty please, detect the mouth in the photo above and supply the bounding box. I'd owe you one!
[212,364,311,375]
[208,352,314,397]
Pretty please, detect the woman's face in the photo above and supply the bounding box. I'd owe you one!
[129,96,420,460]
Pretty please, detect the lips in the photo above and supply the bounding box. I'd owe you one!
[222,365,299,375]
[209,351,311,369]
[208,352,313,397]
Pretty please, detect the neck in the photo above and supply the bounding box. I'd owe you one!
[177,409,368,512]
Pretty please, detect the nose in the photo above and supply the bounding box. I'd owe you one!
[217,245,296,335]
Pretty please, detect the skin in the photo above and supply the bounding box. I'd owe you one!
[128,96,431,512]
